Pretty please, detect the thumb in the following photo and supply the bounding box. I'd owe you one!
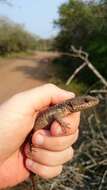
[0,84,75,115]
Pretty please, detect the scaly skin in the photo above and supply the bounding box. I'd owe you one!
[33,95,99,132]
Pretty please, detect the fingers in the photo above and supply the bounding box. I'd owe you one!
[24,127,77,179]
[25,145,73,166]
[24,107,80,179]
[32,129,79,151]
[51,112,80,136]
[22,83,75,110]
[31,109,80,151]
[25,159,63,179]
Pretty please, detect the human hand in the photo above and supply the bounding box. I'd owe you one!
[0,84,80,188]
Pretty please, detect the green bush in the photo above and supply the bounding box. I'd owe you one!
[0,17,37,55]
[54,0,107,83]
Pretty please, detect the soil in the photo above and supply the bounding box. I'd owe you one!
[0,51,59,104]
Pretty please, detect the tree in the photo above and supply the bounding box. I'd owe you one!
[54,0,107,79]
[0,17,37,54]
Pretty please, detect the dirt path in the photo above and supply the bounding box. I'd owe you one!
[0,52,58,104]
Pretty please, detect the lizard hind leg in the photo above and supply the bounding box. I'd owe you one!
[53,115,71,135]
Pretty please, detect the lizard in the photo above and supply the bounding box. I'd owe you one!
[29,95,99,190]
[33,95,99,132]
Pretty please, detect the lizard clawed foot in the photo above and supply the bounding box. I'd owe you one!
[54,115,71,135]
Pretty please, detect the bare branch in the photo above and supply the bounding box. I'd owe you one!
[90,89,107,94]
[87,60,107,87]
[66,62,87,85]
[71,45,89,59]
[65,46,107,87]
[99,170,107,190]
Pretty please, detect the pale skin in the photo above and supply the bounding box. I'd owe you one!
[0,84,80,188]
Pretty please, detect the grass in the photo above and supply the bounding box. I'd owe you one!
[0,50,35,59]
[49,78,87,95]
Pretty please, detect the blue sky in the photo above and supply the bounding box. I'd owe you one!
[0,0,66,38]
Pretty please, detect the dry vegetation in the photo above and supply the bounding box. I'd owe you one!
[9,94,107,190]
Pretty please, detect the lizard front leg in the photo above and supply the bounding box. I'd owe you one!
[53,114,71,134]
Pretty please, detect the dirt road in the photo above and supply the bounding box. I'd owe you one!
[0,52,58,104]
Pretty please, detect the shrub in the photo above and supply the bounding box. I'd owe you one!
[0,17,37,55]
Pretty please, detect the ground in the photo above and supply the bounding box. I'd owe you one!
[0,51,59,104]
[0,52,106,190]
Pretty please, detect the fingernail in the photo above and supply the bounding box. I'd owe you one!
[26,159,33,169]
[66,91,75,97]
[35,134,44,145]
[62,90,75,97]
[56,126,63,135]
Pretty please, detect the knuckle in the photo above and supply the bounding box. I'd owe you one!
[54,166,63,177]
[39,165,62,179]
[68,147,74,160]
[75,129,79,141]
[40,164,62,179]
[71,129,79,145]
[11,93,20,100]
[70,147,74,158]
[57,138,66,148]
[38,166,51,179]
[44,83,57,89]
[11,92,24,100]
[57,141,63,149]
[76,113,80,126]
[63,147,74,163]
[76,117,80,128]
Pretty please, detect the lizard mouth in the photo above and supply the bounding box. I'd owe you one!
[70,96,99,112]
[84,96,99,106]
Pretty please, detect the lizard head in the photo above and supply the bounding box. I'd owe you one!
[68,95,99,112]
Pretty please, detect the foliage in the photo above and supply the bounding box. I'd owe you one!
[54,0,107,82]
[49,77,87,95]
[0,17,38,55]
[36,38,54,51]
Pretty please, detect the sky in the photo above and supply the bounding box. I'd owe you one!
[0,0,66,39]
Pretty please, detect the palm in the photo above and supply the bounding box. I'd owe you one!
[0,149,29,187]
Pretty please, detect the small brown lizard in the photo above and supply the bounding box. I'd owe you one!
[33,95,99,132]
[29,95,99,190]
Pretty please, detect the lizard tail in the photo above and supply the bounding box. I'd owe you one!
[30,173,39,190]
